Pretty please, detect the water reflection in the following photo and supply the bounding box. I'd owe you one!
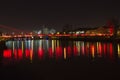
[3,40,120,63]
[118,44,120,58]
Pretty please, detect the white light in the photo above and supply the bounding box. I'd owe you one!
[38,30,42,34]
[76,32,79,34]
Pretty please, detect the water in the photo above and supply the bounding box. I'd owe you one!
[1,39,120,80]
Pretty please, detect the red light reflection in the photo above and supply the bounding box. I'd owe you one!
[109,43,113,59]
[67,46,72,57]
[56,46,62,59]
[38,48,44,59]
[103,44,107,57]
[49,48,53,58]
[13,49,23,59]
[14,49,17,59]
[18,49,22,59]
[85,45,89,56]
[3,49,12,58]
[25,49,30,58]
[73,46,78,56]
[98,43,102,56]
[81,46,85,55]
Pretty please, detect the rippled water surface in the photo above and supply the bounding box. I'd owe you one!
[1,39,120,80]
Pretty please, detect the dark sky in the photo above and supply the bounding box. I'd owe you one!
[0,0,120,32]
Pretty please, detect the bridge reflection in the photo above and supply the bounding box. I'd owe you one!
[2,40,120,64]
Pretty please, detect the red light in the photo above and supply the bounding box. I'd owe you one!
[3,49,12,58]
[25,49,30,58]
[98,43,102,56]
[49,48,53,58]
[56,46,62,59]
[38,48,44,59]
[85,45,89,56]
[73,46,78,56]
[67,46,72,58]
[14,49,17,59]
[109,27,114,34]
[103,44,107,57]
[81,46,85,55]
[18,49,22,59]
[109,43,113,59]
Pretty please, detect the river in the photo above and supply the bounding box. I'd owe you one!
[0,39,120,80]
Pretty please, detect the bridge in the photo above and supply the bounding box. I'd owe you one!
[0,24,114,41]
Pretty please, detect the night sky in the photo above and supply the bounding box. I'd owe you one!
[0,0,120,32]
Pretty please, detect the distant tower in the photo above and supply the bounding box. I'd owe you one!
[42,25,49,34]
[107,20,114,34]
[107,18,119,37]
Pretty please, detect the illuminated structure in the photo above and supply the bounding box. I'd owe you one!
[42,27,49,34]
[85,26,113,36]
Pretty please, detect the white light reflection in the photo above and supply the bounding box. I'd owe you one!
[28,40,31,49]
[17,41,20,48]
[12,41,15,54]
[46,40,49,51]
[57,40,59,47]
[96,42,99,54]
[22,41,24,54]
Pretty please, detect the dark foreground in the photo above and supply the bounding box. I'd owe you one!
[1,57,120,80]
